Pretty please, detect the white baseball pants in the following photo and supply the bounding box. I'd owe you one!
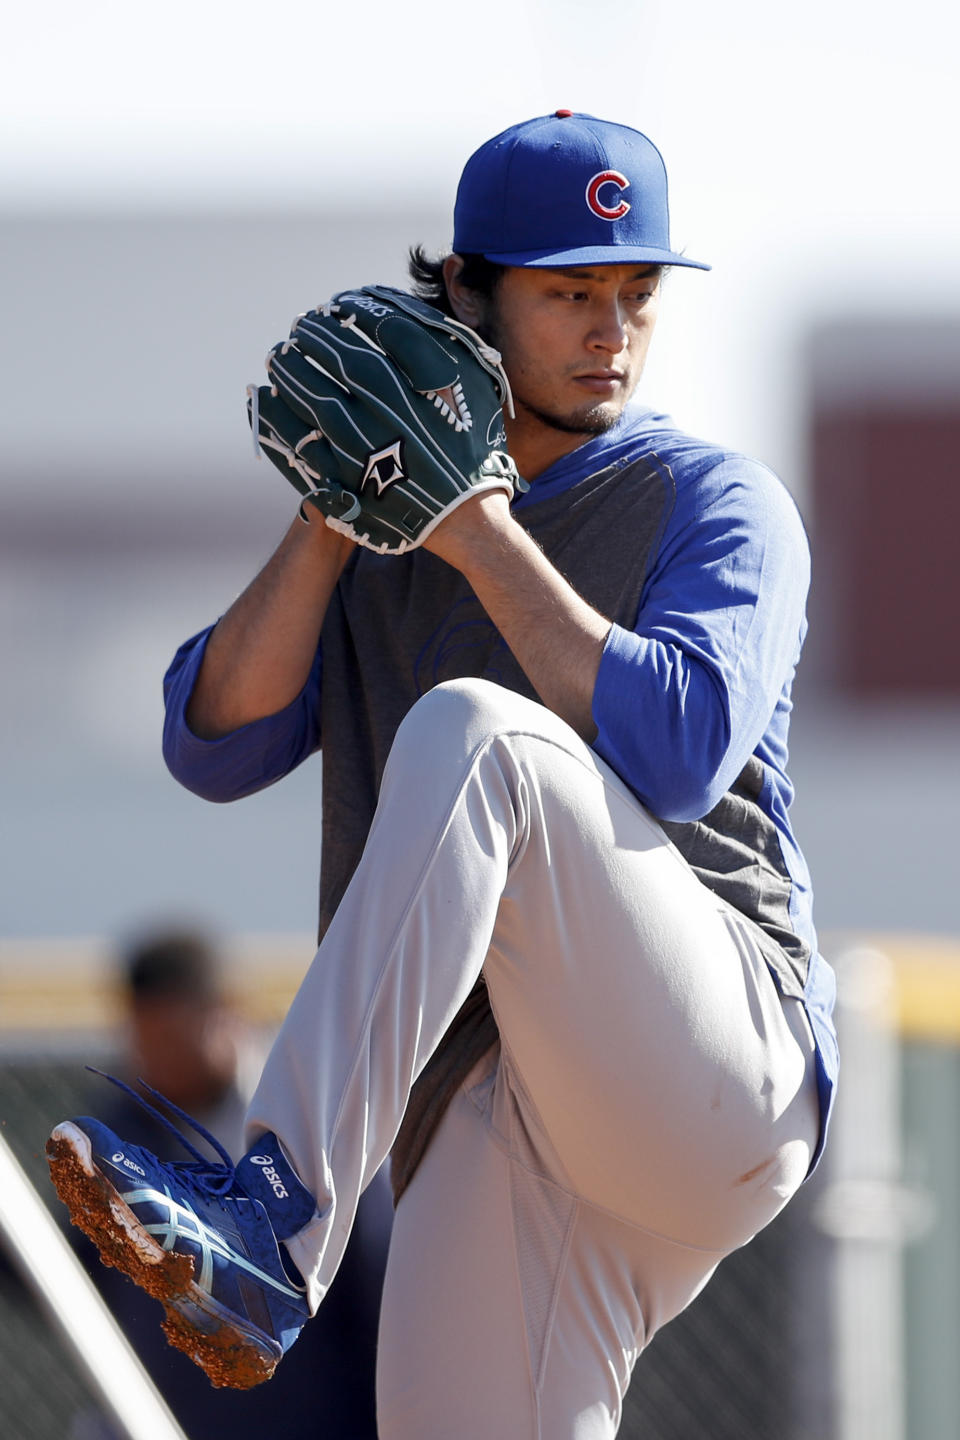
[246,678,819,1439]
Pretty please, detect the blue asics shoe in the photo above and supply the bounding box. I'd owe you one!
[47,1078,317,1389]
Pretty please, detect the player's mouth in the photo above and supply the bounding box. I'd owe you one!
[572,370,626,395]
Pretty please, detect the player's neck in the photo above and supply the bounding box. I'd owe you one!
[504,411,597,483]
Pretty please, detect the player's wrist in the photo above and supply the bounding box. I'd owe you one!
[292,506,355,565]
[422,489,517,571]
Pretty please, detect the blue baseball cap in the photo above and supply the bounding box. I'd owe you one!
[453,110,710,271]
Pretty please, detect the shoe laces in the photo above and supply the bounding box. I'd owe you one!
[89,1068,238,1198]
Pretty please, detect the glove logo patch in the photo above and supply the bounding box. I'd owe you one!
[338,292,392,319]
[360,439,406,497]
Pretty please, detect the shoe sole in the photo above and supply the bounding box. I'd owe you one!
[47,1122,280,1389]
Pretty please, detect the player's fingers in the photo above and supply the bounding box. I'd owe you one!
[267,341,377,457]
[269,336,453,491]
[248,383,309,446]
[291,314,480,461]
[248,385,355,514]
[323,294,461,396]
[247,385,316,494]
[293,307,453,414]
[354,285,514,416]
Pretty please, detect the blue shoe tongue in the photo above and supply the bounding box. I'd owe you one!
[237,1136,317,1239]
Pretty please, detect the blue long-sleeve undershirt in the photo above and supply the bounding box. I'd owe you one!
[591,452,808,823]
[163,626,323,802]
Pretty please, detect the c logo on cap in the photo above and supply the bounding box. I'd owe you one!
[585,170,631,222]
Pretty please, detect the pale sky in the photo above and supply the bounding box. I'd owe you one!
[4,0,957,227]
[3,0,959,493]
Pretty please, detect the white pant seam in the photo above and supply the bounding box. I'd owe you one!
[533,1196,580,1415]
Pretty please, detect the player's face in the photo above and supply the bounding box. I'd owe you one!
[484,263,661,441]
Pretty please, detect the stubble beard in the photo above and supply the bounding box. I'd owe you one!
[513,394,622,438]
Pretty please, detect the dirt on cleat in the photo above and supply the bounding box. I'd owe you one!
[46,1125,279,1390]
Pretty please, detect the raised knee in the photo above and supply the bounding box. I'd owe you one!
[403,679,536,745]
[376,681,531,805]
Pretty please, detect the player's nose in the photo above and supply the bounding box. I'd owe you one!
[587,300,629,353]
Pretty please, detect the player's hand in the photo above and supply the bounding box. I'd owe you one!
[247,286,528,555]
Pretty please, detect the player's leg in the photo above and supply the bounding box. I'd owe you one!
[368,677,820,1436]
[248,675,818,1304]
[50,673,815,1395]
[47,673,602,1387]
[376,1052,727,1440]
[463,690,820,1252]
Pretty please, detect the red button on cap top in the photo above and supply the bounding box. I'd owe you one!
[554,109,574,118]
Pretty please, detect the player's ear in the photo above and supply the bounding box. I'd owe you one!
[443,255,486,329]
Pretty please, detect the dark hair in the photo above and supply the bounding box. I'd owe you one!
[407,244,507,318]
[123,928,223,1002]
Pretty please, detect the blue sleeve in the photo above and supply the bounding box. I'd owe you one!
[162,626,324,802]
[591,458,809,821]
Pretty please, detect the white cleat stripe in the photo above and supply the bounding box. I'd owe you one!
[120,1185,301,1300]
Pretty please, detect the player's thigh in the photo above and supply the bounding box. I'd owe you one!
[479,729,819,1250]
[376,1062,726,1440]
[382,679,818,1251]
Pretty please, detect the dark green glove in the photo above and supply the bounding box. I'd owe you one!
[248,286,527,554]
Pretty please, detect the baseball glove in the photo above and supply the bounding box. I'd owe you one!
[248,285,527,554]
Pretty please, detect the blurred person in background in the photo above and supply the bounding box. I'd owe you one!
[114,926,258,1156]
[68,926,392,1440]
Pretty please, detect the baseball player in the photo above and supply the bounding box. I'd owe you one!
[49,112,838,1439]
